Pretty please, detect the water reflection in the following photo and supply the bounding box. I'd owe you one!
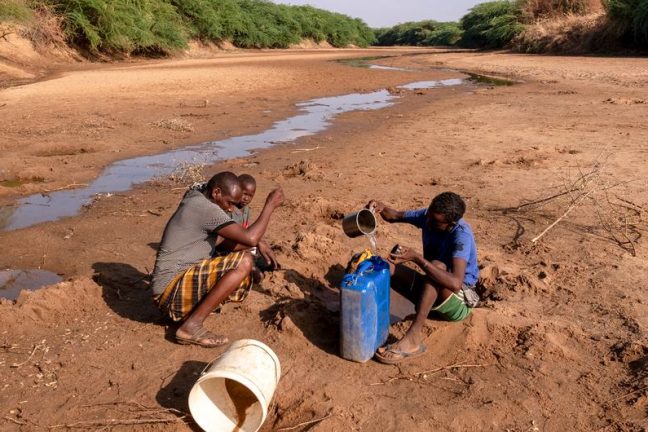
[0,269,62,300]
[0,77,474,231]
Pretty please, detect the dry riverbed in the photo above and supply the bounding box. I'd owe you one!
[1,48,647,431]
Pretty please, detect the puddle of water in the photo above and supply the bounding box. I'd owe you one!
[337,56,411,72]
[0,269,62,300]
[369,64,410,72]
[398,78,465,90]
[0,90,399,231]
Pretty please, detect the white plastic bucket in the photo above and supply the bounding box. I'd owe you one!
[188,339,281,432]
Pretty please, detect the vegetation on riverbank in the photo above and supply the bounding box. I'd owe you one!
[0,0,32,23]
[374,21,463,47]
[2,0,647,56]
[375,0,648,52]
[605,0,648,45]
[0,0,374,55]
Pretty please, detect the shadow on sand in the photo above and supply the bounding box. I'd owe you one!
[259,265,345,356]
[92,262,163,324]
[157,359,207,432]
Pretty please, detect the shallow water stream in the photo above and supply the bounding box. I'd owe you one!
[0,73,478,231]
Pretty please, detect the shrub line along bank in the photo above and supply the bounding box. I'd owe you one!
[0,0,375,54]
[1,0,646,57]
[375,0,648,51]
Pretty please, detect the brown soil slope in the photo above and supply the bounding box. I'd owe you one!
[1,50,647,431]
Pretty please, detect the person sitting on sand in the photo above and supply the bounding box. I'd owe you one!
[367,191,479,364]
[151,171,284,348]
[232,174,255,229]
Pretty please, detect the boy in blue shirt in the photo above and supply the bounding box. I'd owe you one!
[368,192,479,364]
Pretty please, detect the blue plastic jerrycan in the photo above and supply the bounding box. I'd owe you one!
[340,256,391,362]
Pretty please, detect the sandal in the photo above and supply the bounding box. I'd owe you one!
[176,327,228,348]
[374,343,427,365]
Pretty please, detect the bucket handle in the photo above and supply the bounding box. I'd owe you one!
[200,342,281,383]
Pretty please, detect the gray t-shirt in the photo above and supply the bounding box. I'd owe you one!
[151,189,234,295]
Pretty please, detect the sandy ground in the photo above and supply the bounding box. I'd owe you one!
[1,48,647,431]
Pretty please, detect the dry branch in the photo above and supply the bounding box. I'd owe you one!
[370,362,488,386]
[603,385,648,405]
[10,344,39,368]
[276,414,334,431]
[415,362,488,377]
[531,188,595,243]
[42,183,88,194]
[500,149,644,253]
[80,400,185,416]
[291,145,322,153]
[49,417,186,429]
[4,416,27,426]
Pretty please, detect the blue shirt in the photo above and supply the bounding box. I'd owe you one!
[403,208,479,286]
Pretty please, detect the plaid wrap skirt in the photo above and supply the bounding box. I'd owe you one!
[156,251,252,321]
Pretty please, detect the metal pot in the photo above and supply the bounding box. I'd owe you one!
[342,209,377,238]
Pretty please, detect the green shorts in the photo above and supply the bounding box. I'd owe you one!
[394,272,473,322]
[430,292,472,322]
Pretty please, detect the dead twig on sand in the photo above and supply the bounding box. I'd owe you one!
[81,400,187,416]
[4,416,27,426]
[369,375,415,386]
[49,417,186,429]
[593,191,641,256]
[80,400,185,416]
[603,385,648,405]
[42,183,88,194]
[291,145,322,153]
[415,362,488,378]
[370,362,488,386]
[276,414,334,431]
[531,189,595,243]
[10,344,39,368]
[498,150,645,254]
[0,343,27,353]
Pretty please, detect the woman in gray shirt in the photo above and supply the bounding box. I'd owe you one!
[152,171,284,348]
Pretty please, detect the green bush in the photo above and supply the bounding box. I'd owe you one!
[4,0,374,54]
[374,20,463,46]
[170,0,242,41]
[604,0,648,45]
[53,0,187,54]
[424,22,463,45]
[459,1,524,48]
[173,0,374,49]
[0,0,33,23]
[233,1,299,48]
